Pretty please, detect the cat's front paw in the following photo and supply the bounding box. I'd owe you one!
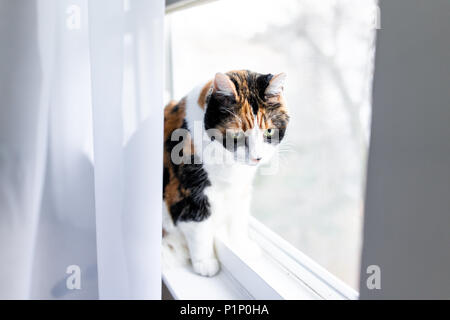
[192,258,220,277]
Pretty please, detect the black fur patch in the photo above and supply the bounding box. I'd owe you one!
[163,166,170,198]
[250,72,273,115]
[165,118,212,223]
[170,156,212,223]
[248,93,259,115]
[269,114,289,144]
[204,91,236,131]
[256,74,273,99]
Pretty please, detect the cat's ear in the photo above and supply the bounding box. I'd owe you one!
[265,73,286,96]
[213,72,237,97]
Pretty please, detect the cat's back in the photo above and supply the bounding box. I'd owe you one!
[164,80,211,138]
[164,98,186,143]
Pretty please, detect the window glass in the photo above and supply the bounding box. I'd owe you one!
[166,0,377,290]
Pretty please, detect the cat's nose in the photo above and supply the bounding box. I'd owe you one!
[251,157,262,163]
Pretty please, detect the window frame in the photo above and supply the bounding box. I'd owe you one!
[166,0,219,13]
[163,0,360,300]
[163,217,358,300]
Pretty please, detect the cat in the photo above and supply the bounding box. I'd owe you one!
[162,70,289,277]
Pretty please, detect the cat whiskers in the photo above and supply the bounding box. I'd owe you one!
[276,140,295,166]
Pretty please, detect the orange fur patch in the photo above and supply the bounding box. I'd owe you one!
[163,98,196,214]
[198,80,212,110]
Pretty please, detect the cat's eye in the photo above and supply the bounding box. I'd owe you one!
[264,128,275,138]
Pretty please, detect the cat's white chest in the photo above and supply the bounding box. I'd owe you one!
[203,163,256,226]
[205,162,256,184]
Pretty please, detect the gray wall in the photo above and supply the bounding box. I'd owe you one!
[359,0,450,299]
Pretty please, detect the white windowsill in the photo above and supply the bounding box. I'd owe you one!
[162,217,359,300]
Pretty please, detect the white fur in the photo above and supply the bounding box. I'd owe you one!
[163,81,277,277]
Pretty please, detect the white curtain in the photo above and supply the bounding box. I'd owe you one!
[0,0,164,299]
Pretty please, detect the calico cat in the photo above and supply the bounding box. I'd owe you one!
[163,70,289,276]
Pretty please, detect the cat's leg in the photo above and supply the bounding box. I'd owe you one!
[178,218,220,277]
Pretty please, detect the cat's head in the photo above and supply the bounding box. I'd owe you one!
[204,70,289,166]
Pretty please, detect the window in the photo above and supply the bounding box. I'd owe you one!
[165,0,377,295]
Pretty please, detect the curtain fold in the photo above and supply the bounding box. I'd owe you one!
[0,0,164,300]
[0,0,55,299]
